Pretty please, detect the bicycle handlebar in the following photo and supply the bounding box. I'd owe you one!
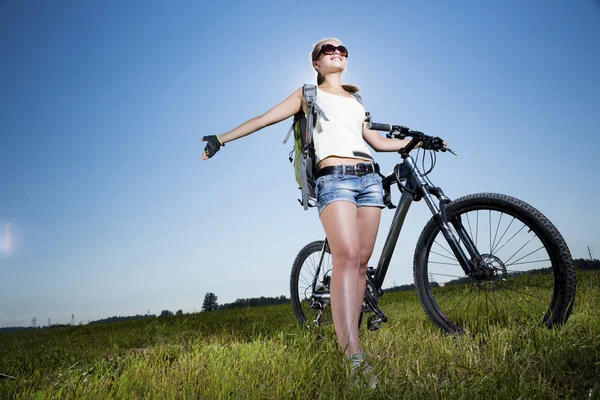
[366,121,456,155]
[368,122,394,132]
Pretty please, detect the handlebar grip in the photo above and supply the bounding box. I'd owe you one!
[367,122,392,132]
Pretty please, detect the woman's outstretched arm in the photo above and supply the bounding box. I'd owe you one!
[201,87,303,160]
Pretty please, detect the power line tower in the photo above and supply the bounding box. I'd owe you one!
[588,246,595,261]
[71,314,74,326]
[31,317,36,328]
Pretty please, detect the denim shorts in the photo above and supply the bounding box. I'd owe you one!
[314,169,385,215]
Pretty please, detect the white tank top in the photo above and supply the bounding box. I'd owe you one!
[313,88,374,164]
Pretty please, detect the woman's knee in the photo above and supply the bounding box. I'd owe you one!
[332,246,360,269]
[359,250,374,269]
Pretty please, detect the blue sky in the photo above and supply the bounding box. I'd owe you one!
[1,0,598,327]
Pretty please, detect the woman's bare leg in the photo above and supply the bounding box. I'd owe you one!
[356,207,382,321]
[319,200,361,356]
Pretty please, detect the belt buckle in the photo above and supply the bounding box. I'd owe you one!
[355,163,368,176]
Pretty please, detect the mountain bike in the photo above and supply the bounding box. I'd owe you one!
[290,119,576,334]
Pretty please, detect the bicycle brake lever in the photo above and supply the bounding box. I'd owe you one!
[444,147,457,156]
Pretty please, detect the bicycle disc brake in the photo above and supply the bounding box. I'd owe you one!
[471,254,508,292]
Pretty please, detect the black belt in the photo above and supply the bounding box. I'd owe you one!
[315,163,380,179]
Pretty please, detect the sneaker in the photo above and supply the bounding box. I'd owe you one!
[347,352,379,389]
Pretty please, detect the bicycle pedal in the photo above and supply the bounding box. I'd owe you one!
[367,315,383,331]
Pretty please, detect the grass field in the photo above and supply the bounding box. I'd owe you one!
[1,270,598,399]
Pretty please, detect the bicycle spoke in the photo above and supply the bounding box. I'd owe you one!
[493,224,527,255]
[498,288,540,324]
[484,289,489,324]
[300,269,313,285]
[503,285,549,303]
[306,256,318,281]
[491,217,515,254]
[506,245,545,266]
[444,286,476,314]
[430,250,458,262]
[464,286,478,317]
[476,210,479,248]
[504,236,538,265]
[505,279,554,300]
[466,213,474,244]
[506,259,550,267]
[433,240,456,258]
[429,261,462,266]
[484,289,502,320]
[299,274,312,290]
[429,272,468,279]
[491,212,504,253]
[433,285,465,307]
[489,210,492,254]
[502,278,553,290]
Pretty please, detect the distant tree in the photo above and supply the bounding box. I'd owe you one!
[89,314,155,325]
[217,295,289,311]
[202,292,218,312]
[160,310,174,317]
[384,283,417,293]
[574,258,600,270]
[176,309,183,316]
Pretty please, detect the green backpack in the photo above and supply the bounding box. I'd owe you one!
[283,84,364,210]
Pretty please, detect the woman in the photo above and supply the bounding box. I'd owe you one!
[201,38,414,386]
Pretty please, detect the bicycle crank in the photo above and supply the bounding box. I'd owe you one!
[364,290,388,331]
[367,314,388,331]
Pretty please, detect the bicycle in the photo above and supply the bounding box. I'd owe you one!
[290,118,577,334]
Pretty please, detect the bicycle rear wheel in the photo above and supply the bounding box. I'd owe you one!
[290,241,334,329]
[414,193,576,334]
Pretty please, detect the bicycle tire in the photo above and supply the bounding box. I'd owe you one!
[413,193,576,334]
[290,241,364,329]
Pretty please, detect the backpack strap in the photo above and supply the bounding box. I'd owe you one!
[303,84,330,151]
[282,85,328,145]
[304,84,329,124]
[304,85,316,150]
[351,91,372,126]
[299,156,311,210]
[351,92,364,105]
[282,116,297,145]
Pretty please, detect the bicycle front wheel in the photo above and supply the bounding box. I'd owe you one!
[414,193,576,334]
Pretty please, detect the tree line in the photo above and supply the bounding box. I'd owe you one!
[199,292,290,312]
[2,259,597,332]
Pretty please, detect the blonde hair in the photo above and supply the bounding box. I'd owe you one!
[311,37,360,93]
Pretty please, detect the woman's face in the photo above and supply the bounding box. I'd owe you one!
[313,40,347,75]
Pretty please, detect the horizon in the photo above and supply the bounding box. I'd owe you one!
[1,1,599,328]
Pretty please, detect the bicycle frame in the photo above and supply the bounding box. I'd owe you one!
[310,153,484,301]
[372,155,484,289]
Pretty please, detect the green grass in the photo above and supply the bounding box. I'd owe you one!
[1,270,599,399]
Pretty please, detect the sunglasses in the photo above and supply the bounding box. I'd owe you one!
[319,44,349,58]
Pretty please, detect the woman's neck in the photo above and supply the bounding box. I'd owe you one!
[320,73,344,89]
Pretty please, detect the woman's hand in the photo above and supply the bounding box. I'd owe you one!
[201,135,224,160]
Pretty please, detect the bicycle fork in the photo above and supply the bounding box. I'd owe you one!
[405,156,482,275]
